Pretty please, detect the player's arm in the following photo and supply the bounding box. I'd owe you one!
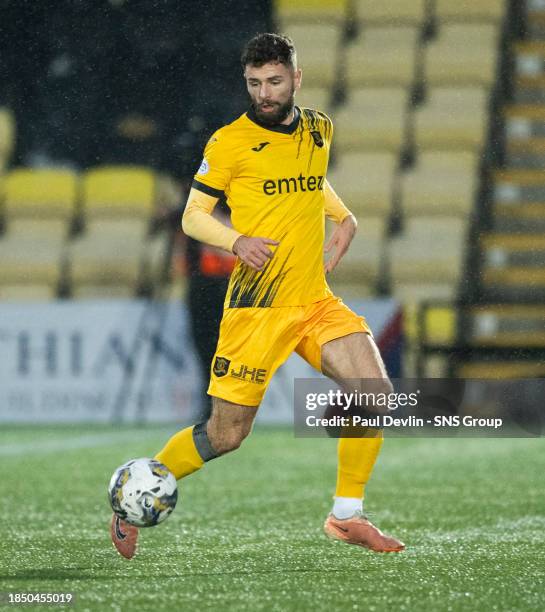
[182,187,241,252]
[323,179,357,274]
[182,187,278,270]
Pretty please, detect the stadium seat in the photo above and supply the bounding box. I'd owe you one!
[425,24,500,87]
[457,361,545,378]
[414,87,490,151]
[389,217,467,285]
[71,283,138,299]
[73,166,157,297]
[435,0,506,23]
[353,0,426,25]
[327,151,397,217]
[4,168,77,221]
[469,305,545,348]
[401,302,457,348]
[284,24,341,87]
[0,169,78,293]
[400,151,478,217]
[0,107,15,173]
[82,166,155,219]
[296,87,332,113]
[0,284,56,301]
[422,305,457,346]
[327,279,375,299]
[276,0,348,25]
[0,235,62,288]
[332,88,408,153]
[331,216,386,286]
[345,27,419,87]
[394,283,459,309]
[68,219,149,297]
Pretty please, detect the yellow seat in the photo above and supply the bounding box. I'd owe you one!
[296,87,332,113]
[435,0,506,23]
[328,151,397,217]
[332,216,386,285]
[327,279,375,299]
[0,107,16,171]
[332,87,408,153]
[425,24,500,87]
[414,87,489,151]
[4,168,77,218]
[457,361,545,379]
[0,235,62,285]
[276,0,348,25]
[346,27,419,87]
[353,0,426,25]
[393,282,459,302]
[389,217,468,284]
[71,284,137,300]
[401,151,478,217]
[82,166,155,218]
[0,284,56,301]
[283,24,341,87]
[0,169,75,288]
[423,306,457,346]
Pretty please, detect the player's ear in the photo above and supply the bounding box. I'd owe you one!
[294,68,302,91]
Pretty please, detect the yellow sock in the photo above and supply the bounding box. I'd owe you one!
[335,428,384,499]
[155,426,205,480]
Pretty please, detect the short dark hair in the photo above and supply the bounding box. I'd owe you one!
[241,33,297,70]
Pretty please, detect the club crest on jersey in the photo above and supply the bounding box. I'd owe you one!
[213,356,231,377]
[197,157,209,175]
[311,130,324,147]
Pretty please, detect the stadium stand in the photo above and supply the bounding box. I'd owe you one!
[0,169,77,298]
[329,215,386,289]
[400,151,479,217]
[435,0,506,24]
[413,87,490,152]
[327,151,397,218]
[345,26,420,88]
[352,0,426,26]
[283,24,342,87]
[68,166,158,298]
[296,87,332,113]
[430,0,545,379]
[332,87,408,153]
[424,24,500,87]
[5,0,539,382]
[275,0,348,26]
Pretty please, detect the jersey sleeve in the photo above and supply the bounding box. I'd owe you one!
[324,179,352,223]
[192,130,235,197]
[182,187,241,253]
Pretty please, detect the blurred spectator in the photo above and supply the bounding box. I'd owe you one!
[163,199,235,419]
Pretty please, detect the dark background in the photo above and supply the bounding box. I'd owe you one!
[0,0,273,178]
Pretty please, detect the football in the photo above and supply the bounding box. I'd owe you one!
[108,458,178,527]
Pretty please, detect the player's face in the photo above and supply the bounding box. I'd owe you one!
[244,61,302,126]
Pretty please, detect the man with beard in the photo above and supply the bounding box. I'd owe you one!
[111,33,404,559]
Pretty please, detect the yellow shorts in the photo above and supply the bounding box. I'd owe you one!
[208,295,371,406]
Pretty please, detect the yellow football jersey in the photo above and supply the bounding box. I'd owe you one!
[193,106,334,308]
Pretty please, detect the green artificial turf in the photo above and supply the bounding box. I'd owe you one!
[0,426,544,611]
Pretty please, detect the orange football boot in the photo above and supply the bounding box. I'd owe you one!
[324,511,405,553]
[111,514,139,560]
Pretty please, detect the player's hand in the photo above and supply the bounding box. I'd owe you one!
[324,215,357,274]
[232,236,279,271]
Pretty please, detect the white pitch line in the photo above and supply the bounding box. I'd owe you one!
[0,428,176,457]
